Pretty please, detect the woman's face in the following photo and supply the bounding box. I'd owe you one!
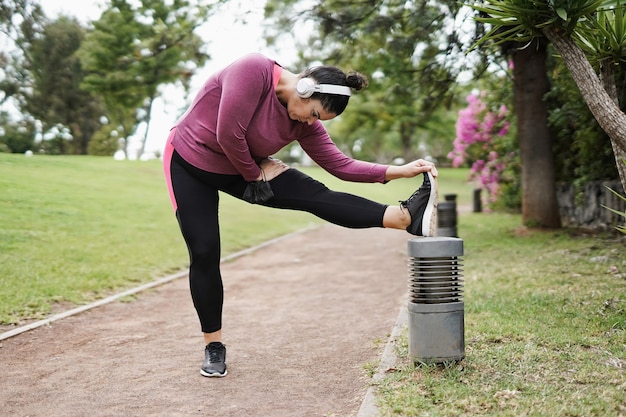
[288,98,337,125]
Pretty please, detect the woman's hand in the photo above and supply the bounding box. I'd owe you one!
[384,159,438,181]
[257,157,290,181]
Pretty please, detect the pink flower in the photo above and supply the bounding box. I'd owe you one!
[448,91,512,208]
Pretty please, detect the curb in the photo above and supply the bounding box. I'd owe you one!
[0,226,318,342]
[357,301,408,417]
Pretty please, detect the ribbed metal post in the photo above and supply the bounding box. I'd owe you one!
[407,237,465,364]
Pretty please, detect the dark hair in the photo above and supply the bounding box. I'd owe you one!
[301,66,368,116]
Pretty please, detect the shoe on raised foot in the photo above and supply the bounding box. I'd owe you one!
[201,342,227,377]
[400,171,438,237]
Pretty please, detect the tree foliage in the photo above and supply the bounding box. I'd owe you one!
[76,0,212,158]
[0,1,103,154]
[0,0,45,107]
[546,56,620,184]
[264,0,470,162]
[28,17,104,154]
[0,111,36,153]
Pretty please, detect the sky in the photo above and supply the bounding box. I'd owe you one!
[39,0,298,158]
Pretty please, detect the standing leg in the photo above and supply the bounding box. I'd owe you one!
[165,149,232,377]
[169,153,224,335]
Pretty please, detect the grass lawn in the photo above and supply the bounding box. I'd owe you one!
[374,212,626,416]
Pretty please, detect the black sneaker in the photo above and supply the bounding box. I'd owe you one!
[400,171,438,236]
[200,342,227,377]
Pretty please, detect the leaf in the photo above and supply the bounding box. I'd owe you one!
[556,7,568,20]
[604,185,626,202]
[602,185,626,234]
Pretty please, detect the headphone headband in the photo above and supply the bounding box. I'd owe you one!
[296,78,352,98]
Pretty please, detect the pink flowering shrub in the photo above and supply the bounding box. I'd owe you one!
[448,92,513,206]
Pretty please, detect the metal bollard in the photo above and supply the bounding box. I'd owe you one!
[437,194,458,237]
[407,237,465,364]
[473,188,482,213]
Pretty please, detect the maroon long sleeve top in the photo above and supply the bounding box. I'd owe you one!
[171,53,387,183]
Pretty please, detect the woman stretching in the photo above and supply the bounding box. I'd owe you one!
[163,53,438,377]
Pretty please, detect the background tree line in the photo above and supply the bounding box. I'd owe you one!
[263,0,624,228]
[0,0,217,158]
[1,0,624,229]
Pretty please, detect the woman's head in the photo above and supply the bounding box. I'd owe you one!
[299,66,368,116]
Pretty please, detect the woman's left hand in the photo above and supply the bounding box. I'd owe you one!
[385,159,438,181]
[259,157,290,181]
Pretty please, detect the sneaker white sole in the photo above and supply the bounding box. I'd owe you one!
[421,172,438,237]
[200,369,228,377]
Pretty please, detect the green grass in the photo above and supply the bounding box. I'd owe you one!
[0,153,469,324]
[375,213,626,417]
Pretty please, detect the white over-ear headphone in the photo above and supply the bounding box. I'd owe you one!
[296,77,352,98]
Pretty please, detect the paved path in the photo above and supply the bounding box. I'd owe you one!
[1,225,411,416]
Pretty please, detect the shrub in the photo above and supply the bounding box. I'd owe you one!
[448,91,519,210]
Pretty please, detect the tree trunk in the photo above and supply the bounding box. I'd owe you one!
[512,38,561,228]
[138,97,155,160]
[542,27,626,193]
[600,61,626,191]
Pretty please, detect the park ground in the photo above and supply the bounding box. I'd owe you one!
[1,225,411,416]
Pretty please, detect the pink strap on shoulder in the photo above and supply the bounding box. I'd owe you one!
[273,63,282,89]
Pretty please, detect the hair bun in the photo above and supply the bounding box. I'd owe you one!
[346,71,368,91]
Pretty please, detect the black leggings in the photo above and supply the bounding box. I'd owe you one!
[165,148,388,333]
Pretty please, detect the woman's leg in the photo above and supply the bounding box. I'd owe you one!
[382,205,412,229]
[163,130,224,344]
[165,149,251,377]
[263,169,391,228]
[168,151,225,335]
[262,168,423,233]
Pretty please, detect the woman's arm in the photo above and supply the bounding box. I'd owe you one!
[384,159,438,181]
[299,126,437,183]
[297,126,388,183]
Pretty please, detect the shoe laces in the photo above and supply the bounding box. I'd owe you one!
[207,343,224,363]
[399,188,420,210]
[400,173,430,208]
